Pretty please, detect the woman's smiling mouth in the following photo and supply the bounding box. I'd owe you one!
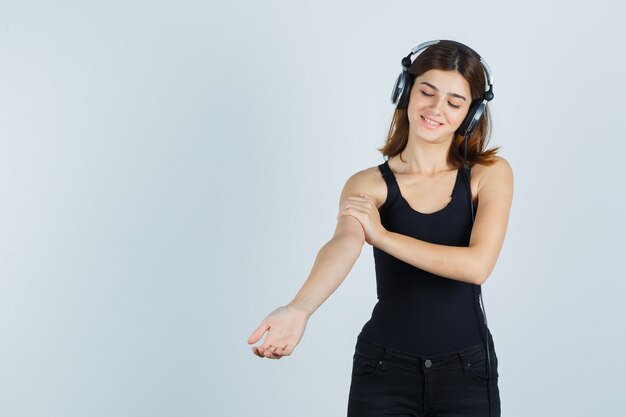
[421,115,443,129]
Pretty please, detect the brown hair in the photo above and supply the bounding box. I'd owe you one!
[377,40,501,168]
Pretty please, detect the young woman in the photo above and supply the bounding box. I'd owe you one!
[247,40,513,417]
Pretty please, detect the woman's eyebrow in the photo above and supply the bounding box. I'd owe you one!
[420,81,467,101]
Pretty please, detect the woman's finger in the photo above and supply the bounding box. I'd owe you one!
[347,194,374,206]
[264,349,279,359]
[252,346,264,357]
[343,198,369,208]
[339,205,367,216]
[275,344,290,355]
[247,323,270,345]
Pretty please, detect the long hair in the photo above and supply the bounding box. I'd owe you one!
[378,40,501,168]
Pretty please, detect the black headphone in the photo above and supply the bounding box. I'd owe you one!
[390,39,495,142]
[391,40,497,417]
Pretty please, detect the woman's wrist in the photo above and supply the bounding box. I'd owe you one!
[286,301,313,319]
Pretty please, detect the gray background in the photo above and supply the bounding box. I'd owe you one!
[1,1,624,416]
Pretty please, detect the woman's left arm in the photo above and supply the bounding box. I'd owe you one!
[375,157,514,285]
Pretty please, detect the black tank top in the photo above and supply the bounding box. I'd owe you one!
[358,159,487,355]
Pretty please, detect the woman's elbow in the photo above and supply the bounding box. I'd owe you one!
[474,262,495,285]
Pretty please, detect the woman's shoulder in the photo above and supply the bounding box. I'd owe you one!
[472,155,514,195]
[472,155,513,177]
[340,163,389,210]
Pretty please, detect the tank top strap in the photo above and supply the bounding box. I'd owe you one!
[459,166,478,215]
[377,160,400,211]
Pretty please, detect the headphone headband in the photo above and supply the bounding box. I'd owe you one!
[401,40,494,94]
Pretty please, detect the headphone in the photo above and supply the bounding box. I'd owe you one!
[390,39,494,141]
[390,40,497,417]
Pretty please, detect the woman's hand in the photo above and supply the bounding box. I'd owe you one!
[337,194,387,247]
[247,304,309,359]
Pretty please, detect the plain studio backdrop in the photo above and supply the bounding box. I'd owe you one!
[0,1,624,416]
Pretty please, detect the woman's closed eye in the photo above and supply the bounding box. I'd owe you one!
[420,91,461,109]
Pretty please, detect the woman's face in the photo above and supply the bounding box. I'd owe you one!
[406,69,472,143]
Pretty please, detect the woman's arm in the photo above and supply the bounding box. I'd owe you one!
[287,218,364,317]
[249,173,371,359]
[287,172,371,317]
[375,157,514,285]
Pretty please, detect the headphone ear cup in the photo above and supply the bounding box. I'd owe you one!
[394,73,413,109]
[390,73,403,106]
[457,99,486,138]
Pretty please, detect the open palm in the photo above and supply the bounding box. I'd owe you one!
[247,305,309,359]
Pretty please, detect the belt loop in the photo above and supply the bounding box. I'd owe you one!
[457,350,470,370]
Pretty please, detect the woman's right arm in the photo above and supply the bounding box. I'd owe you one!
[247,172,371,359]
[287,214,365,315]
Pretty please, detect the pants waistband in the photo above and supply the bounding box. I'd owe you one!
[355,333,496,370]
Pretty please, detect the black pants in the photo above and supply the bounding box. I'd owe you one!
[347,334,500,417]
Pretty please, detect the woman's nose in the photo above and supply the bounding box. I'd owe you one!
[430,97,446,115]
